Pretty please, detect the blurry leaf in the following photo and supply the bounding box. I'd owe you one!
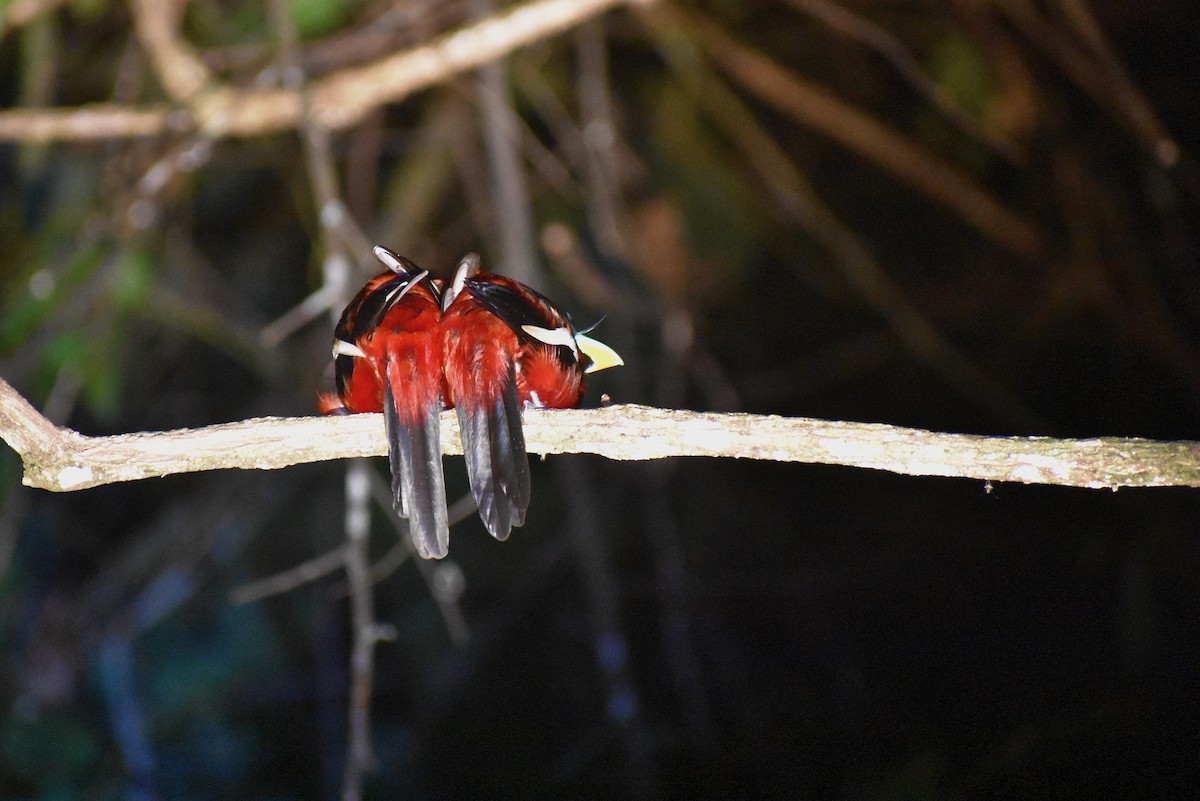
[290,0,352,38]
[8,247,151,420]
[43,329,90,372]
[67,0,112,22]
[142,602,282,721]
[81,352,123,421]
[911,34,998,176]
[39,328,123,421]
[926,33,995,120]
[0,713,100,783]
[110,248,154,310]
[0,245,104,352]
[0,288,52,354]
[208,2,257,42]
[649,83,762,270]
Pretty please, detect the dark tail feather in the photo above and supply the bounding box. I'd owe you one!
[499,366,530,526]
[383,384,408,518]
[384,382,450,559]
[457,361,529,541]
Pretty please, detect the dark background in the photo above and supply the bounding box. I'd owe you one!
[2,0,1199,798]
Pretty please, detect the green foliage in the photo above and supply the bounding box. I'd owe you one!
[110,248,153,311]
[290,0,356,38]
[141,601,281,722]
[0,245,104,354]
[926,32,996,120]
[0,235,166,418]
[66,0,112,23]
[5,247,157,421]
[0,712,101,789]
[650,83,764,264]
[910,32,999,176]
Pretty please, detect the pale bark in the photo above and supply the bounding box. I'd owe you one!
[3,378,1198,492]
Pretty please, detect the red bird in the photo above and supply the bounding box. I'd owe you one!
[440,253,622,541]
[319,247,450,560]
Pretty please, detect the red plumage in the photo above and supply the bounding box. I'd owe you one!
[321,248,621,557]
[440,254,610,540]
[440,257,530,542]
[321,251,449,559]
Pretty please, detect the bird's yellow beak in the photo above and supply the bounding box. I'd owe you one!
[575,333,624,373]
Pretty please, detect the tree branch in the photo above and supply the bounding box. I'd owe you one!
[3,377,1198,491]
[0,0,650,143]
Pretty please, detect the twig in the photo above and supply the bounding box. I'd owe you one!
[340,462,380,801]
[129,0,214,104]
[230,544,349,606]
[0,105,172,141]
[3,377,1199,491]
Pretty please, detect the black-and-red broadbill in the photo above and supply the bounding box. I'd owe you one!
[320,248,622,558]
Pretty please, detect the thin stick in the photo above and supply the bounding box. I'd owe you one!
[340,463,377,801]
[230,544,349,606]
[3,378,1199,491]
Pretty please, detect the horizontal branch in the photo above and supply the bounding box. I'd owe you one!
[2,377,1198,492]
[0,105,175,142]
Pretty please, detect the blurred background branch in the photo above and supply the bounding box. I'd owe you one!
[0,0,648,142]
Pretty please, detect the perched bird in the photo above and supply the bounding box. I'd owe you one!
[319,247,450,559]
[440,253,622,542]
